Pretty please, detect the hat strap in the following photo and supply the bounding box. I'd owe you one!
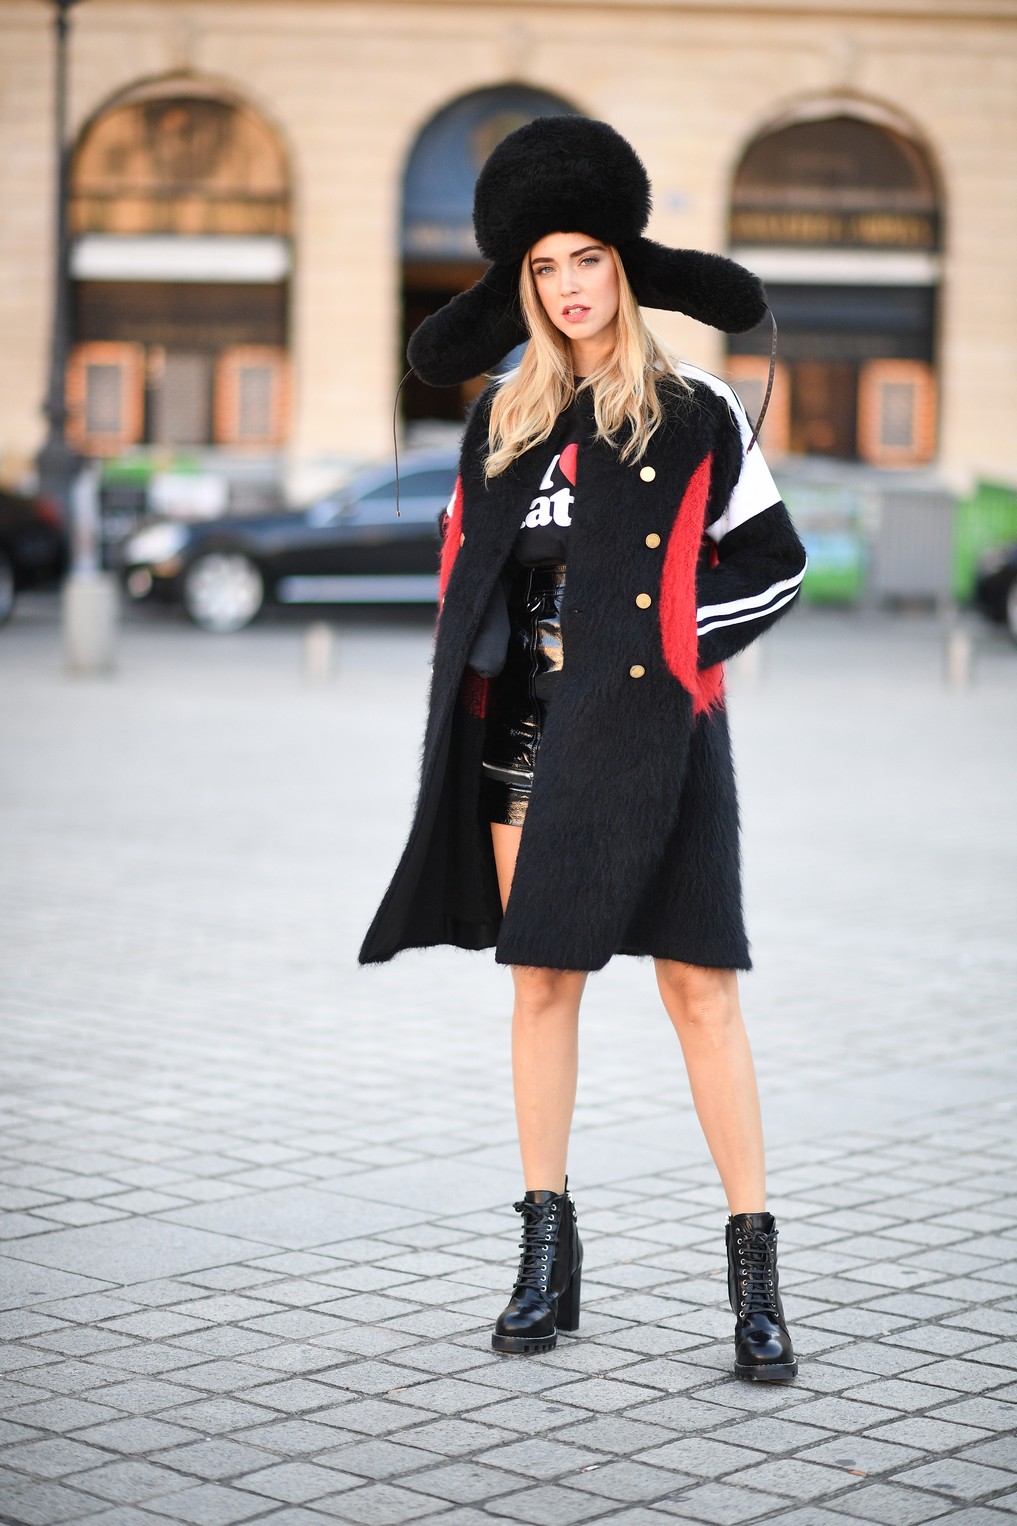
[747,308,778,454]
[391,367,415,517]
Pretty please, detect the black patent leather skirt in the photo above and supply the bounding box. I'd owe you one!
[481,563,566,827]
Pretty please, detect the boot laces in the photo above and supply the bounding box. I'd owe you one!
[736,1227,778,1317]
[512,1197,559,1292]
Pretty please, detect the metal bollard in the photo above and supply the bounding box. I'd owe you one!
[63,570,118,674]
[945,624,974,690]
[63,464,118,675]
[303,621,333,681]
[733,640,763,687]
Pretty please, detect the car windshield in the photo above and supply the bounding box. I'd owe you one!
[309,463,456,527]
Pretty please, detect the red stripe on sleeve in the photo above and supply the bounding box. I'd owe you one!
[659,454,725,716]
[438,476,464,604]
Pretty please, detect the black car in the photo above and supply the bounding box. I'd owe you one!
[0,487,69,626]
[117,449,458,632]
[973,541,1017,644]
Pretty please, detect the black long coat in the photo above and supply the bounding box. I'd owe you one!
[359,371,807,972]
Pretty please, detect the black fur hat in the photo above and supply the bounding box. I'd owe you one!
[408,115,768,388]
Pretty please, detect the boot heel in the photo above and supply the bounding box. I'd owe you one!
[556,1261,581,1333]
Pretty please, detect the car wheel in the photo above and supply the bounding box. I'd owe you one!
[0,550,15,627]
[183,552,264,633]
[1007,578,1017,645]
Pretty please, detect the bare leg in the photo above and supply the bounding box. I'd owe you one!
[654,959,765,1215]
[492,823,587,1193]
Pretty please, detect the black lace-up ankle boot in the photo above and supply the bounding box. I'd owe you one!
[492,1180,582,1355]
[726,1211,798,1382]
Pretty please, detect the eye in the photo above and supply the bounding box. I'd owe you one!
[534,263,554,277]
[580,255,600,266]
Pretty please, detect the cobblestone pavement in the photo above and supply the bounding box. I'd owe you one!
[2,596,1016,1526]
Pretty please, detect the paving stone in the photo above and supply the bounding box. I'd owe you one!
[74,1417,200,1454]
[625,1394,745,1431]
[653,1479,789,1522]
[865,1414,993,1451]
[932,1396,1017,1431]
[4,616,1017,1523]
[2,1397,124,1433]
[567,1458,695,1501]
[780,1395,903,1431]
[308,1399,440,1436]
[396,1418,515,1456]
[60,1458,188,1504]
[796,1434,923,1472]
[311,1362,430,1397]
[539,1377,667,1412]
[68,1510,172,1526]
[235,1378,354,1414]
[906,1359,1015,1394]
[233,1459,362,1501]
[0,1437,118,1479]
[709,1417,835,1453]
[724,1457,862,1500]
[158,1398,282,1433]
[313,1438,439,1479]
[830,1481,954,1523]
[0,1479,111,1524]
[896,1457,1017,1499]
[145,1481,270,1523]
[484,1483,616,1523]
[149,1437,279,1480]
[0,1419,44,1444]
[470,1435,604,1480]
[756,1510,861,1526]
[959,1434,1017,1470]
[312,1480,447,1523]
[28,1328,132,1359]
[392,1459,522,1503]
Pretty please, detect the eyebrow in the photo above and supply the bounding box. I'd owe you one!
[530,244,605,266]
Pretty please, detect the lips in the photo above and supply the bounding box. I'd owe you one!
[562,305,590,322]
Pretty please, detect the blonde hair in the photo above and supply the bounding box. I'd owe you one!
[486,246,686,480]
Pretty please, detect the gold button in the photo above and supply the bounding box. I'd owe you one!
[459,532,465,546]
[639,465,656,482]
[629,663,646,679]
[645,532,661,548]
[635,593,652,609]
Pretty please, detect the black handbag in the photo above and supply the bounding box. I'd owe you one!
[467,575,511,677]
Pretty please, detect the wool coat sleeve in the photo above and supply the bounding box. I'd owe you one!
[689,374,808,670]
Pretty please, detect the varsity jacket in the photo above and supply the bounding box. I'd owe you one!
[359,366,806,972]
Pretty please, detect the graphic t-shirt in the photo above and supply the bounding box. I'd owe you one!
[511,402,580,567]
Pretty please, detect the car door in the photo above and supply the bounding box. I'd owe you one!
[272,462,455,605]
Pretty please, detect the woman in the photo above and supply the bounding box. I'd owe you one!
[361,117,806,1382]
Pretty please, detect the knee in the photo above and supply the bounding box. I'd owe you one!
[512,965,583,1021]
[657,960,740,1032]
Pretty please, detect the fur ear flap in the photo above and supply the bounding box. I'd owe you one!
[407,262,528,388]
[620,240,767,334]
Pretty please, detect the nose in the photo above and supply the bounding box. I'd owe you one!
[560,264,579,295]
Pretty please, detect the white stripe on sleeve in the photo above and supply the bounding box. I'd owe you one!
[697,585,803,638]
[696,563,807,632]
[678,362,781,543]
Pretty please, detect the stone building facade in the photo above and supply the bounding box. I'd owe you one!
[1,0,1015,503]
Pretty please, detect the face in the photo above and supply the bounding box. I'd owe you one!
[528,233,620,362]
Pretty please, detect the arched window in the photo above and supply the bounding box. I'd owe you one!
[727,107,942,466]
[401,84,577,428]
[66,79,291,467]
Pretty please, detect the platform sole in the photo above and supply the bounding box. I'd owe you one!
[491,1329,558,1355]
[734,1358,798,1382]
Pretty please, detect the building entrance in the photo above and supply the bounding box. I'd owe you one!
[727,106,942,466]
[400,85,577,430]
[66,78,292,459]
